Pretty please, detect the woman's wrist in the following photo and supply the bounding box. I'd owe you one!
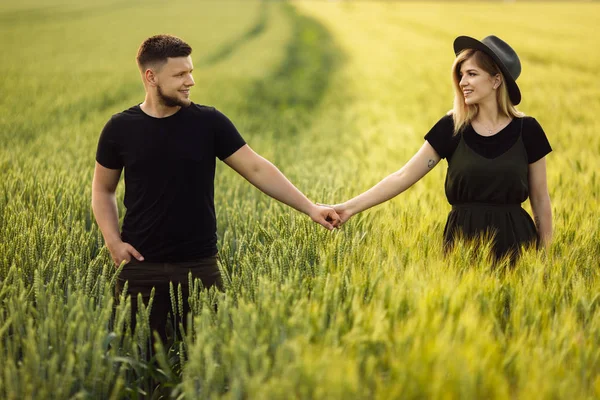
[340,201,357,217]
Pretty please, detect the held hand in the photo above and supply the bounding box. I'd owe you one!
[317,202,354,226]
[107,240,144,267]
[309,204,342,231]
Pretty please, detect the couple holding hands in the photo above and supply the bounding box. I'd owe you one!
[92,34,552,342]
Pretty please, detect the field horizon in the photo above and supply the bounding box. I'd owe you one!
[1,1,600,398]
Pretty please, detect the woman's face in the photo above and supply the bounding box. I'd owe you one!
[458,57,500,106]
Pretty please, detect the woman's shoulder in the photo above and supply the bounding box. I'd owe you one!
[517,115,552,162]
[517,115,547,137]
[430,112,455,133]
[425,112,459,159]
[519,115,543,128]
[441,111,455,124]
[426,113,454,135]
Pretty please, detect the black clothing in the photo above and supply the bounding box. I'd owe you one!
[425,114,552,163]
[115,256,223,345]
[425,116,551,261]
[96,103,246,262]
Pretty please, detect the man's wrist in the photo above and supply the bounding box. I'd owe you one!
[105,236,123,251]
[304,202,318,217]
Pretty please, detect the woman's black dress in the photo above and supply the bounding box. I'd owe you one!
[425,116,552,261]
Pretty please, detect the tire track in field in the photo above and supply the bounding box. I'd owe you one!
[197,1,269,67]
[239,2,343,137]
[197,0,343,133]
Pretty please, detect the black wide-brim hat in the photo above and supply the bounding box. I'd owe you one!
[453,35,522,105]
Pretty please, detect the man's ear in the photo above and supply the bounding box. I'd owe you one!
[145,69,157,87]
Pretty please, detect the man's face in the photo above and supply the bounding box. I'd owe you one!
[153,56,195,107]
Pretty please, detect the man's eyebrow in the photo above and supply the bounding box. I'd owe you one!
[174,68,193,75]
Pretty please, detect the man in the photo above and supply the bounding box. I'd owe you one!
[92,34,340,343]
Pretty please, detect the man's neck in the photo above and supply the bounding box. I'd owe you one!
[140,96,181,118]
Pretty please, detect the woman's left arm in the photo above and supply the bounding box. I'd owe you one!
[528,157,553,247]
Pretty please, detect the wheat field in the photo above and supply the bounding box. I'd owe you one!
[1,0,599,398]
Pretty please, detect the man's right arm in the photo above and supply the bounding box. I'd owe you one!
[92,162,144,266]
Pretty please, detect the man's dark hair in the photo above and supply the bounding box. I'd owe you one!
[136,34,192,70]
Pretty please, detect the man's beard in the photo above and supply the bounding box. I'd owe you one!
[157,85,190,108]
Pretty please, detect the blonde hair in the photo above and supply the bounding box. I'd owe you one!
[451,49,524,135]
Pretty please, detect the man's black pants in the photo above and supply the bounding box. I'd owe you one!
[115,255,223,345]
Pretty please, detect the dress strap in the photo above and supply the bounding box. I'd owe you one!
[519,117,524,138]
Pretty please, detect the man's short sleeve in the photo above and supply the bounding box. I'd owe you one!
[96,117,123,169]
[523,117,552,164]
[424,114,456,159]
[212,109,246,160]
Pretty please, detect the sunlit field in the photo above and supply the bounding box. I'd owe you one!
[1,0,600,398]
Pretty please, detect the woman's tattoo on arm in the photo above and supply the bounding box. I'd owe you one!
[428,159,436,169]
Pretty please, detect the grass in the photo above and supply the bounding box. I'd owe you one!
[1,0,600,398]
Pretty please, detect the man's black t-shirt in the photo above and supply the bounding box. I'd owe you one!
[96,103,246,262]
[424,114,552,163]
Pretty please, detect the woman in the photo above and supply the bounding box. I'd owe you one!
[332,35,553,262]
